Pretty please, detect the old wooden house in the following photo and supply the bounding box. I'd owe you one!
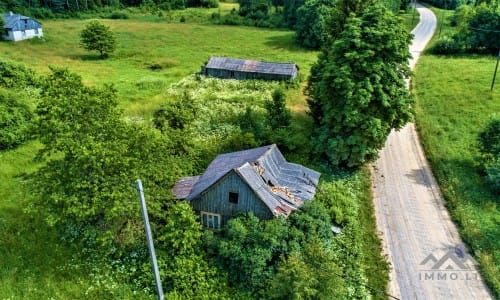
[173,144,320,230]
[201,56,298,81]
[2,12,43,41]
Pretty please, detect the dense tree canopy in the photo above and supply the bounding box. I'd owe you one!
[478,115,500,194]
[295,0,334,49]
[80,20,116,58]
[0,90,33,150]
[29,67,188,250]
[307,4,413,167]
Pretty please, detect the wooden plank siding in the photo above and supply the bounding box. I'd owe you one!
[190,171,274,227]
[203,68,294,81]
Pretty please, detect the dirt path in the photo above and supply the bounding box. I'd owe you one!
[371,4,492,300]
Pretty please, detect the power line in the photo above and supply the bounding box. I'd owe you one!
[469,26,500,33]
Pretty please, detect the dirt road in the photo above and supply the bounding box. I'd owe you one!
[371,4,492,300]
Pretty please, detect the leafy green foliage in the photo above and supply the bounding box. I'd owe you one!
[29,67,187,251]
[265,89,291,129]
[155,202,229,298]
[466,4,500,54]
[0,90,33,150]
[307,4,413,167]
[268,240,345,299]
[429,34,464,54]
[283,0,306,28]
[80,20,117,58]
[478,115,500,194]
[0,60,39,89]
[295,0,334,49]
[238,0,270,19]
[433,4,500,55]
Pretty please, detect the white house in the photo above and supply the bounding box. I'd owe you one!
[2,12,43,41]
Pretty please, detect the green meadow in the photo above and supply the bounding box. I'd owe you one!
[413,8,500,296]
[0,18,316,117]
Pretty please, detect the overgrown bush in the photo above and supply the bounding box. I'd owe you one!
[0,90,33,150]
[437,4,500,55]
[0,60,39,89]
[478,115,500,194]
[428,35,464,54]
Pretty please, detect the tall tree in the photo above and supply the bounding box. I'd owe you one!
[295,0,335,49]
[29,67,187,250]
[80,20,116,58]
[306,4,413,167]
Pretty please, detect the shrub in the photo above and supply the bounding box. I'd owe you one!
[106,11,130,19]
[484,160,500,195]
[0,60,39,89]
[0,90,33,150]
[478,115,500,194]
[478,115,500,164]
[428,35,464,54]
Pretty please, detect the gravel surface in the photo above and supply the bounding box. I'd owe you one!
[371,4,493,300]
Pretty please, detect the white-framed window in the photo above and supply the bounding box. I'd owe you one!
[201,211,220,230]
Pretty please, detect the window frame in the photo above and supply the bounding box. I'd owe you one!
[200,211,221,230]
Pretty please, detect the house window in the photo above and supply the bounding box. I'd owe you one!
[229,192,239,204]
[229,71,235,78]
[201,211,220,230]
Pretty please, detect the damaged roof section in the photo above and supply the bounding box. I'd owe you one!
[173,144,320,218]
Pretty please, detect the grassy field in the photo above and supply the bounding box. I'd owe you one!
[413,8,500,297]
[0,18,316,118]
[0,15,391,298]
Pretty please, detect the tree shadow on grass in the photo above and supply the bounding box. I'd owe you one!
[264,33,307,53]
[66,53,106,61]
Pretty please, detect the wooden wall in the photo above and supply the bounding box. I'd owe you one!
[190,171,273,226]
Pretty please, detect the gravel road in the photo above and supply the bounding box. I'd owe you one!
[371,4,493,300]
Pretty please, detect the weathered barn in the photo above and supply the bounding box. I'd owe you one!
[201,56,298,81]
[173,144,320,230]
[2,12,43,41]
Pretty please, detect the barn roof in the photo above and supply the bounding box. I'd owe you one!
[2,12,42,31]
[205,56,297,77]
[173,144,320,217]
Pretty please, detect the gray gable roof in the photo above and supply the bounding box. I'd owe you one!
[2,12,42,31]
[173,144,320,217]
[205,56,298,77]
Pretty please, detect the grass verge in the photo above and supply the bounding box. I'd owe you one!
[413,53,500,299]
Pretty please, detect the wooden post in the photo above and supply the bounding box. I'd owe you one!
[491,49,500,92]
[136,179,164,300]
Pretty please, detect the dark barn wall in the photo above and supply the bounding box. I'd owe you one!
[190,171,273,226]
[204,68,295,81]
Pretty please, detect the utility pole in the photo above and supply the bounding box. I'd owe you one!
[136,179,164,300]
[491,49,500,92]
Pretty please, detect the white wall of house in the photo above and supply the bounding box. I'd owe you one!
[3,28,43,41]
